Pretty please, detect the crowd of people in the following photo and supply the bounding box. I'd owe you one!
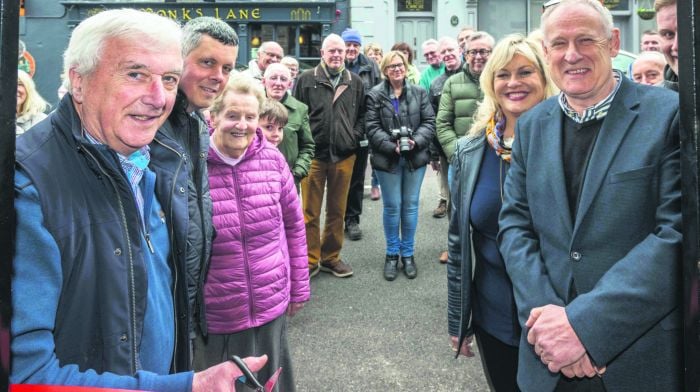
[9,0,684,390]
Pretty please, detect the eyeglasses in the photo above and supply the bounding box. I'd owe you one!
[542,0,561,11]
[261,51,283,61]
[387,63,405,71]
[466,49,491,57]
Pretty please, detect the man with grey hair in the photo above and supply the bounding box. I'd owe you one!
[499,0,681,390]
[418,38,444,92]
[245,41,284,82]
[428,36,463,227]
[294,33,365,278]
[160,16,238,344]
[12,9,265,390]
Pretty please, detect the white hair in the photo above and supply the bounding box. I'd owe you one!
[264,62,292,78]
[63,9,182,89]
[542,0,613,42]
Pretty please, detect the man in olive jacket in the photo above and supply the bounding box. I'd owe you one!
[294,33,365,278]
[435,31,493,164]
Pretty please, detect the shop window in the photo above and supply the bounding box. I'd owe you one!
[249,23,321,69]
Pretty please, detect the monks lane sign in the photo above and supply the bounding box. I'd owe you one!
[63,2,334,23]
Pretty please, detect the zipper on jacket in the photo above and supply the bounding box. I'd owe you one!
[153,136,185,372]
[81,146,139,374]
[233,169,257,326]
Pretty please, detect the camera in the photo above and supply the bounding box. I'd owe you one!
[391,126,413,153]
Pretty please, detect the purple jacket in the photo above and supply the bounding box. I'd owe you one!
[205,130,310,334]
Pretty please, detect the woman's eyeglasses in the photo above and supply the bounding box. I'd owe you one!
[387,63,405,71]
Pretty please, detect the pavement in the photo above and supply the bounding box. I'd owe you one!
[287,168,491,391]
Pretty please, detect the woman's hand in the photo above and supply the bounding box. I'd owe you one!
[394,139,416,155]
[450,335,475,357]
[286,302,305,318]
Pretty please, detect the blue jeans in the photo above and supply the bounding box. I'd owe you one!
[375,158,427,256]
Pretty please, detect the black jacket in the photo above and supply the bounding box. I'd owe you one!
[15,95,191,374]
[161,92,214,337]
[428,66,461,160]
[294,65,366,162]
[346,53,382,93]
[365,80,435,172]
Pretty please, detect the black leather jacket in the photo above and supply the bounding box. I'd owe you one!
[16,95,191,373]
[365,80,435,172]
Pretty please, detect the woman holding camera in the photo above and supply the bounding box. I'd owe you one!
[366,50,435,281]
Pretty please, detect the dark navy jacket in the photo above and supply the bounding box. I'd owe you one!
[15,95,192,375]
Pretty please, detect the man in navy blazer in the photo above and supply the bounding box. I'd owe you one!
[498,0,682,391]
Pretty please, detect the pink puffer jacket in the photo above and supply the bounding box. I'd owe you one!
[205,130,310,334]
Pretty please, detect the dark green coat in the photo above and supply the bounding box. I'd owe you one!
[435,65,483,162]
[277,92,315,179]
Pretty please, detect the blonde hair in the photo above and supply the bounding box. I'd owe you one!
[654,0,676,12]
[468,34,557,137]
[17,69,49,117]
[210,75,265,115]
[364,43,383,57]
[379,51,408,75]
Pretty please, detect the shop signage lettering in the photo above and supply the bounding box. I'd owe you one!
[139,7,263,21]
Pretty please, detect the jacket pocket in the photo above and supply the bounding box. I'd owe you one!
[608,165,655,184]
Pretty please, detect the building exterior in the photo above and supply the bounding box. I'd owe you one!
[21,0,349,102]
[349,0,656,70]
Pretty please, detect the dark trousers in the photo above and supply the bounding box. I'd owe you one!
[474,325,520,392]
[345,146,369,225]
[193,315,294,392]
[555,375,606,392]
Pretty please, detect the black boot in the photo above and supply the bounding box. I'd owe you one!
[384,254,399,281]
[402,256,417,279]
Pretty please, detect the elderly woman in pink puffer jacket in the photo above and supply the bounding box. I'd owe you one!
[193,76,310,392]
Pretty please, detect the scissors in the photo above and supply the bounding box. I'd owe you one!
[230,355,282,392]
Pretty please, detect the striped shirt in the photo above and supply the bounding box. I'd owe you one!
[558,69,623,123]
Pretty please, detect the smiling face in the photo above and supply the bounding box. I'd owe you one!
[70,36,182,155]
[321,37,346,71]
[494,54,545,122]
[439,40,462,71]
[656,4,678,75]
[543,3,619,111]
[257,42,284,72]
[367,49,383,64]
[212,91,259,159]
[263,65,292,101]
[423,42,441,67]
[465,38,492,76]
[180,34,237,112]
[383,54,406,84]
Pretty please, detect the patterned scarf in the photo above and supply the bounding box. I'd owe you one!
[485,115,513,162]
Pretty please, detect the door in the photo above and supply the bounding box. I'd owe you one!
[396,17,434,70]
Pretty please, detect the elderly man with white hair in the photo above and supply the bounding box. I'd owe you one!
[294,33,365,278]
[263,63,315,186]
[12,9,265,391]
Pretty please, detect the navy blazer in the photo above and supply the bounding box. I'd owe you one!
[498,77,682,392]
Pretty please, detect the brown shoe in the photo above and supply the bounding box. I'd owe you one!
[439,251,448,264]
[320,260,354,278]
[370,186,381,200]
[433,199,447,218]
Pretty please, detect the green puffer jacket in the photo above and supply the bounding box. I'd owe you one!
[277,92,315,179]
[435,64,483,162]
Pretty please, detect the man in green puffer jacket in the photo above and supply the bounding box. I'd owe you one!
[436,31,494,163]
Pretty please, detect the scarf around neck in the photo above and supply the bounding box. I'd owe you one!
[485,115,513,162]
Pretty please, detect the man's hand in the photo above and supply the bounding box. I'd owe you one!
[192,355,268,392]
[287,302,305,318]
[430,160,440,172]
[450,335,475,357]
[560,353,597,378]
[526,305,586,372]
